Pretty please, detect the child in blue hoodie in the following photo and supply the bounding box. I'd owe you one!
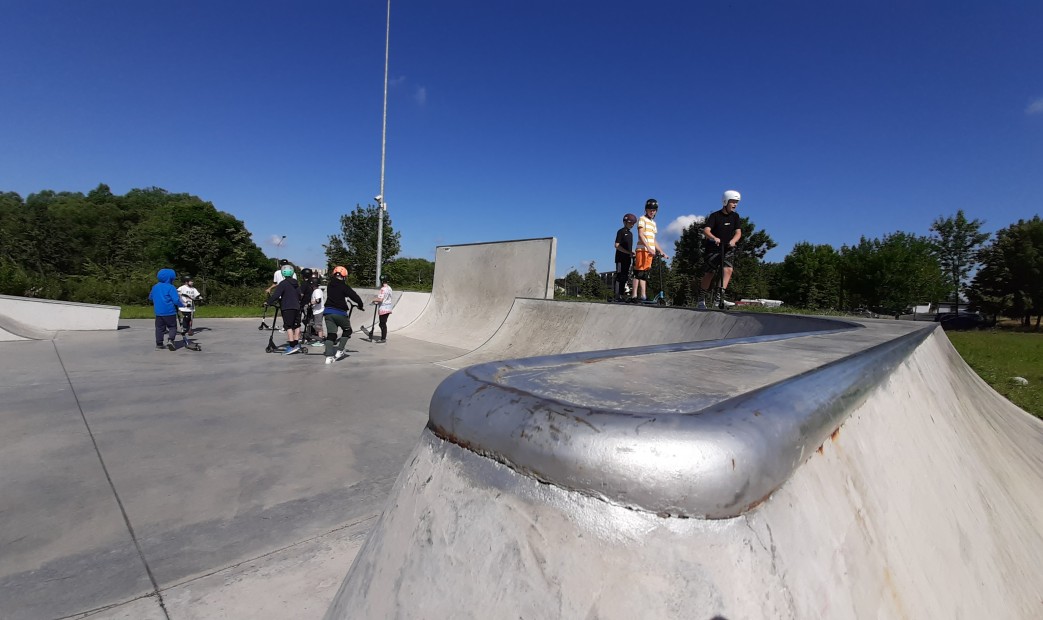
[148,268,184,350]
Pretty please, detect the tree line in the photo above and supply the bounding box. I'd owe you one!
[0,185,273,305]
[0,187,436,305]
[560,210,1043,327]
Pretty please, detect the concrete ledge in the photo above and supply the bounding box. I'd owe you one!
[429,324,934,519]
[0,295,120,334]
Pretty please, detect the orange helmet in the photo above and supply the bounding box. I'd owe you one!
[332,266,348,278]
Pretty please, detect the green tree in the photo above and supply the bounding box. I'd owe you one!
[671,217,706,305]
[930,210,990,308]
[0,185,271,302]
[383,257,435,290]
[561,269,583,297]
[582,261,609,298]
[778,242,842,309]
[841,232,947,315]
[967,216,1043,327]
[324,203,401,285]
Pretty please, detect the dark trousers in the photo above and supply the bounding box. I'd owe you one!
[614,260,631,299]
[378,313,389,340]
[155,315,177,344]
[324,313,352,356]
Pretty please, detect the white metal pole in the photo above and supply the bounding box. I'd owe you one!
[375,0,391,287]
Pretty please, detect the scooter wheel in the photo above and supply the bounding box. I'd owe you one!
[300,347,309,354]
[266,344,274,353]
[258,325,264,331]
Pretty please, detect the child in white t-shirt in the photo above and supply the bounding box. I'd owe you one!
[310,285,325,340]
[176,277,201,335]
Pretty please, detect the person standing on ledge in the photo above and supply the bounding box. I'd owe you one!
[613,213,636,302]
[631,198,668,302]
[697,190,743,309]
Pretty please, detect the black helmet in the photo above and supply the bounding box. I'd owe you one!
[623,213,637,224]
[379,274,390,284]
[301,267,314,280]
[278,259,290,266]
[645,198,659,210]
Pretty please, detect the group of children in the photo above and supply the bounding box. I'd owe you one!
[264,262,395,363]
[613,190,743,308]
[147,262,395,362]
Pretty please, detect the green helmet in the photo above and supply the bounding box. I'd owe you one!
[281,266,294,278]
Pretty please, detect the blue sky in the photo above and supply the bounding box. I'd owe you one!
[2,1,1041,277]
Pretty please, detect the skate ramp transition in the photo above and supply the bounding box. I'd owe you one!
[444,298,849,370]
[352,288,430,332]
[395,238,556,350]
[328,314,1043,617]
[0,294,119,339]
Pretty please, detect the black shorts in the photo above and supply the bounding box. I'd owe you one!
[703,246,735,272]
[281,308,301,329]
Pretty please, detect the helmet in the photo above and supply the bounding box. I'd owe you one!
[623,213,637,224]
[645,198,659,210]
[332,266,348,278]
[279,259,290,266]
[722,190,741,205]
[280,266,294,278]
[300,267,314,280]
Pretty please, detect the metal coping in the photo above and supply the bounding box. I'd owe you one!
[428,324,935,519]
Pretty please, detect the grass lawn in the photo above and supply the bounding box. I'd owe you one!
[120,305,263,319]
[947,330,1043,419]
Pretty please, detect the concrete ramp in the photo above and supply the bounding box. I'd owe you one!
[0,294,119,335]
[352,289,431,332]
[0,313,57,341]
[445,298,852,369]
[326,324,1043,618]
[396,239,555,350]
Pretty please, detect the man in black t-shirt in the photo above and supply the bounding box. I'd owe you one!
[613,213,637,301]
[698,190,743,309]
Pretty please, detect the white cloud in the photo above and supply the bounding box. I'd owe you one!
[1027,97,1043,115]
[665,214,705,236]
[414,86,427,105]
[389,75,407,87]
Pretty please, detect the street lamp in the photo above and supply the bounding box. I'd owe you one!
[375,0,391,287]
[274,235,286,267]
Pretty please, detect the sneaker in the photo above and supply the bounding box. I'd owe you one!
[283,344,301,355]
[166,341,176,351]
[325,356,335,365]
[696,300,707,310]
[156,344,165,350]
[375,338,387,344]
[334,350,347,361]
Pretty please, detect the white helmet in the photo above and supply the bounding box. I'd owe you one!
[722,190,741,206]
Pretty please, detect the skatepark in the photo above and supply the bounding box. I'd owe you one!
[1,238,1041,619]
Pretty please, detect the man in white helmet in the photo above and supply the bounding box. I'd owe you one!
[697,190,742,309]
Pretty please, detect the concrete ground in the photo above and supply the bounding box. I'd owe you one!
[0,318,463,620]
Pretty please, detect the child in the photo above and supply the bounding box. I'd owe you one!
[266,265,302,354]
[148,268,184,351]
[298,268,324,344]
[323,265,365,364]
[371,274,394,343]
[176,276,201,336]
[309,273,325,342]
